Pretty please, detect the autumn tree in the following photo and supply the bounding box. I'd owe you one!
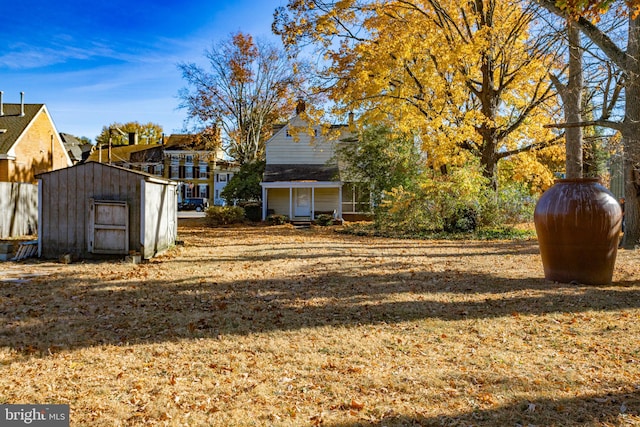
[274,0,565,190]
[536,0,640,248]
[221,160,266,204]
[178,32,302,165]
[95,121,164,147]
[336,125,422,206]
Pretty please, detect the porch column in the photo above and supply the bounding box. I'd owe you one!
[261,186,267,220]
[338,184,343,220]
[311,186,315,220]
[289,187,293,219]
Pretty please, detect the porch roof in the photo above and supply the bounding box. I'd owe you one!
[263,164,339,182]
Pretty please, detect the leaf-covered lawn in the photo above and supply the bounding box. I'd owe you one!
[1,223,639,426]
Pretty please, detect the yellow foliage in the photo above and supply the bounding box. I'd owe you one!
[276,0,565,184]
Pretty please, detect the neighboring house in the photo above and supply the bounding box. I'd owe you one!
[87,134,239,204]
[260,109,371,222]
[86,141,160,169]
[0,95,71,183]
[213,161,236,205]
[161,134,238,204]
[60,133,93,164]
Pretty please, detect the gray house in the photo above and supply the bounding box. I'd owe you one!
[37,162,177,260]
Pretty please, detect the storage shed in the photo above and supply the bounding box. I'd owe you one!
[37,162,177,260]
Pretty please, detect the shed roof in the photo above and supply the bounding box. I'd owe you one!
[36,161,176,185]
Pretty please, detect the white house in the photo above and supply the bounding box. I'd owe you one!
[260,109,371,222]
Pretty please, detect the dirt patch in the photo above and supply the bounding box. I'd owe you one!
[1,225,638,426]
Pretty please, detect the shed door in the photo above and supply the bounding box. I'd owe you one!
[88,199,129,254]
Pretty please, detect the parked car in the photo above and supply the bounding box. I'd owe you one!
[178,197,209,212]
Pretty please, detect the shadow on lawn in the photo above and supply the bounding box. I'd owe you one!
[1,259,639,356]
[326,389,639,426]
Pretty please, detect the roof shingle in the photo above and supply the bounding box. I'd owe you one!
[0,104,44,154]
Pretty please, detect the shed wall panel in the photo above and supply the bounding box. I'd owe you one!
[142,181,177,259]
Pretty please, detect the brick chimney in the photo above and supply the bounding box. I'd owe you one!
[295,98,306,115]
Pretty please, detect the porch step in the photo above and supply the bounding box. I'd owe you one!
[291,218,312,229]
[291,222,311,229]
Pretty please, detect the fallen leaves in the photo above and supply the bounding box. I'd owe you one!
[0,225,639,425]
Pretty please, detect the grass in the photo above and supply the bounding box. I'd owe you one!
[337,222,537,241]
[1,223,639,426]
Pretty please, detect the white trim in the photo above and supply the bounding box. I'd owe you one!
[40,105,73,167]
[261,181,342,189]
[140,179,146,251]
[145,176,176,186]
[37,179,42,257]
[0,154,16,160]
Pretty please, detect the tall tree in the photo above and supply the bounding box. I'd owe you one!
[536,0,640,248]
[550,20,584,179]
[95,121,164,147]
[274,0,565,190]
[178,32,302,164]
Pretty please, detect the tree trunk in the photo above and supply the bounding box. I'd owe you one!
[480,143,499,191]
[565,20,583,179]
[621,15,640,249]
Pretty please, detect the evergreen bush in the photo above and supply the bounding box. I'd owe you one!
[315,214,334,226]
[205,206,245,226]
[266,214,288,225]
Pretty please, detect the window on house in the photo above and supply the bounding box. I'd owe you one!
[198,184,209,198]
[342,182,372,213]
[219,174,227,182]
[199,165,208,179]
[155,165,164,177]
[185,167,194,179]
[185,155,193,164]
[170,165,179,179]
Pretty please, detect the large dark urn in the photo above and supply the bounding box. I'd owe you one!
[534,178,622,285]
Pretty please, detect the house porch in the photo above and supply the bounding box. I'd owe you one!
[261,182,342,222]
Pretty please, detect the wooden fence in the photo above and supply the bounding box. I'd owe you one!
[0,182,38,238]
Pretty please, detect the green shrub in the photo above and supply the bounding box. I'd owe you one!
[496,181,536,225]
[266,214,288,225]
[375,163,491,234]
[242,203,262,222]
[315,214,334,226]
[444,206,478,233]
[205,206,245,226]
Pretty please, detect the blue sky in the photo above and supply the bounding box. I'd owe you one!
[1,0,286,141]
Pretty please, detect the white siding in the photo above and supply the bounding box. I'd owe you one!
[266,117,342,165]
[314,188,339,212]
[267,188,290,216]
